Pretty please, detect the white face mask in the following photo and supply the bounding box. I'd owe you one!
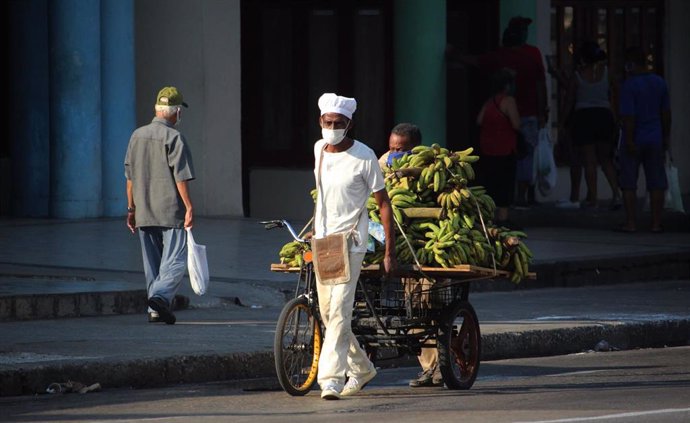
[321,122,349,145]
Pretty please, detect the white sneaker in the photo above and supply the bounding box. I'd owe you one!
[320,384,341,400]
[341,367,377,397]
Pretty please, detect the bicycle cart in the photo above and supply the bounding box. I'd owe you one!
[264,219,535,396]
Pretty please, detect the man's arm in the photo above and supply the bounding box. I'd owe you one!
[374,188,397,276]
[126,179,135,233]
[176,180,194,228]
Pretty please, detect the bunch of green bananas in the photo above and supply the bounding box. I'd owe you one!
[407,214,493,268]
[299,144,533,283]
[278,240,309,268]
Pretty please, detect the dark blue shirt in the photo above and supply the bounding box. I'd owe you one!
[619,73,670,146]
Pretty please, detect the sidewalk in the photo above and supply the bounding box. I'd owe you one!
[0,204,689,396]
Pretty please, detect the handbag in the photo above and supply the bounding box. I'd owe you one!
[186,228,210,295]
[494,97,529,159]
[311,232,352,285]
[311,146,367,285]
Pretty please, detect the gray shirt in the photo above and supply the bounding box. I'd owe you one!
[124,117,195,228]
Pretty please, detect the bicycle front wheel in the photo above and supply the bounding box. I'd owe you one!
[274,296,322,396]
[437,300,481,390]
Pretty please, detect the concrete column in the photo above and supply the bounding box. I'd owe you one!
[666,0,690,196]
[101,0,135,217]
[49,0,102,218]
[8,0,50,217]
[394,0,446,146]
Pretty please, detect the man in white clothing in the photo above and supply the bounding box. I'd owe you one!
[313,93,397,400]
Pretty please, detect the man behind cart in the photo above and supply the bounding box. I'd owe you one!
[379,123,444,387]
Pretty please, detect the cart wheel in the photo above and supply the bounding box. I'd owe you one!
[274,297,322,396]
[437,300,481,390]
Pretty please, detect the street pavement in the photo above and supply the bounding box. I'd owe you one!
[0,203,689,396]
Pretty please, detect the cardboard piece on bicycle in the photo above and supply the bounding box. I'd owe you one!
[271,263,536,280]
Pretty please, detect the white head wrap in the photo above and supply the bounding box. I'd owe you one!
[318,93,357,119]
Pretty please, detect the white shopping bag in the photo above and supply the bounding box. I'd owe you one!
[535,128,557,197]
[186,228,210,295]
[643,154,685,214]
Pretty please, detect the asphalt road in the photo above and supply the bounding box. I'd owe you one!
[2,346,689,423]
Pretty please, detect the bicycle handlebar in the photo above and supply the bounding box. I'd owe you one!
[259,220,307,243]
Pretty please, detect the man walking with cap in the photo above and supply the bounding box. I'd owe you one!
[125,86,195,325]
[313,92,397,399]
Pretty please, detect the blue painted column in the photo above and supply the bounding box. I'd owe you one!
[49,0,102,218]
[8,0,50,217]
[101,0,135,217]
[394,0,446,146]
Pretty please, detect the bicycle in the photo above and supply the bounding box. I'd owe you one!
[264,219,486,395]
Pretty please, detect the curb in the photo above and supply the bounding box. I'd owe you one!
[2,319,688,397]
[528,251,690,289]
[0,292,191,322]
[0,290,148,322]
[481,319,690,360]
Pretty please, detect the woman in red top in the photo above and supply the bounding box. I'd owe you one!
[477,68,522,228]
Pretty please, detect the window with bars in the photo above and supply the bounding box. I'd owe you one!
[241,0,393,169]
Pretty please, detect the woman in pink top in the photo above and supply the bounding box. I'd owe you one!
[477,68,522,228]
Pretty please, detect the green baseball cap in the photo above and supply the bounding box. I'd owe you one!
[156,86,188,108]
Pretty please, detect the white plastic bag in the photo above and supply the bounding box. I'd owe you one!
[535,128,557,197]
[666,159,685,213]
[186,228,209,295]
[643,155,685,214]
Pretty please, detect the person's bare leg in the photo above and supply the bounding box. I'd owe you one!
[650,189,664,232]
[569,165,582,203]
[621,189,637,231]
[596,143,621,207]
[582,144,598,207]
[516,181,529,206]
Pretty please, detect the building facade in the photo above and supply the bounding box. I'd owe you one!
[2,0,688,220]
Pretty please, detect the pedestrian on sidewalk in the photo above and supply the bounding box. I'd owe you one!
[476,68,521,230]
[548,55,584,210]
[377,123,443,387]
[313,93,397,400]
[448,17,548,208]
[124,86,195,324]
[616,47,671,233]
[561,41,621,210]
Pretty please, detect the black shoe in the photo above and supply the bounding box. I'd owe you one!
[409,367,444,388]
[148,296,176,325]
[172,294,190,311]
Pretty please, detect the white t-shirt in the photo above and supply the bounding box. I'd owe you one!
[313,139,385,253]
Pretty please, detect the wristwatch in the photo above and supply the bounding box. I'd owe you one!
[127,207,135,213]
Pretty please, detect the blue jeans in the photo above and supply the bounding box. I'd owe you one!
[139,227,187,309]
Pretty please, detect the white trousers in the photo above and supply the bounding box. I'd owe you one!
[316,251,373,389]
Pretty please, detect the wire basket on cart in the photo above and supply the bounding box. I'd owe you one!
[356,276,459,321]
